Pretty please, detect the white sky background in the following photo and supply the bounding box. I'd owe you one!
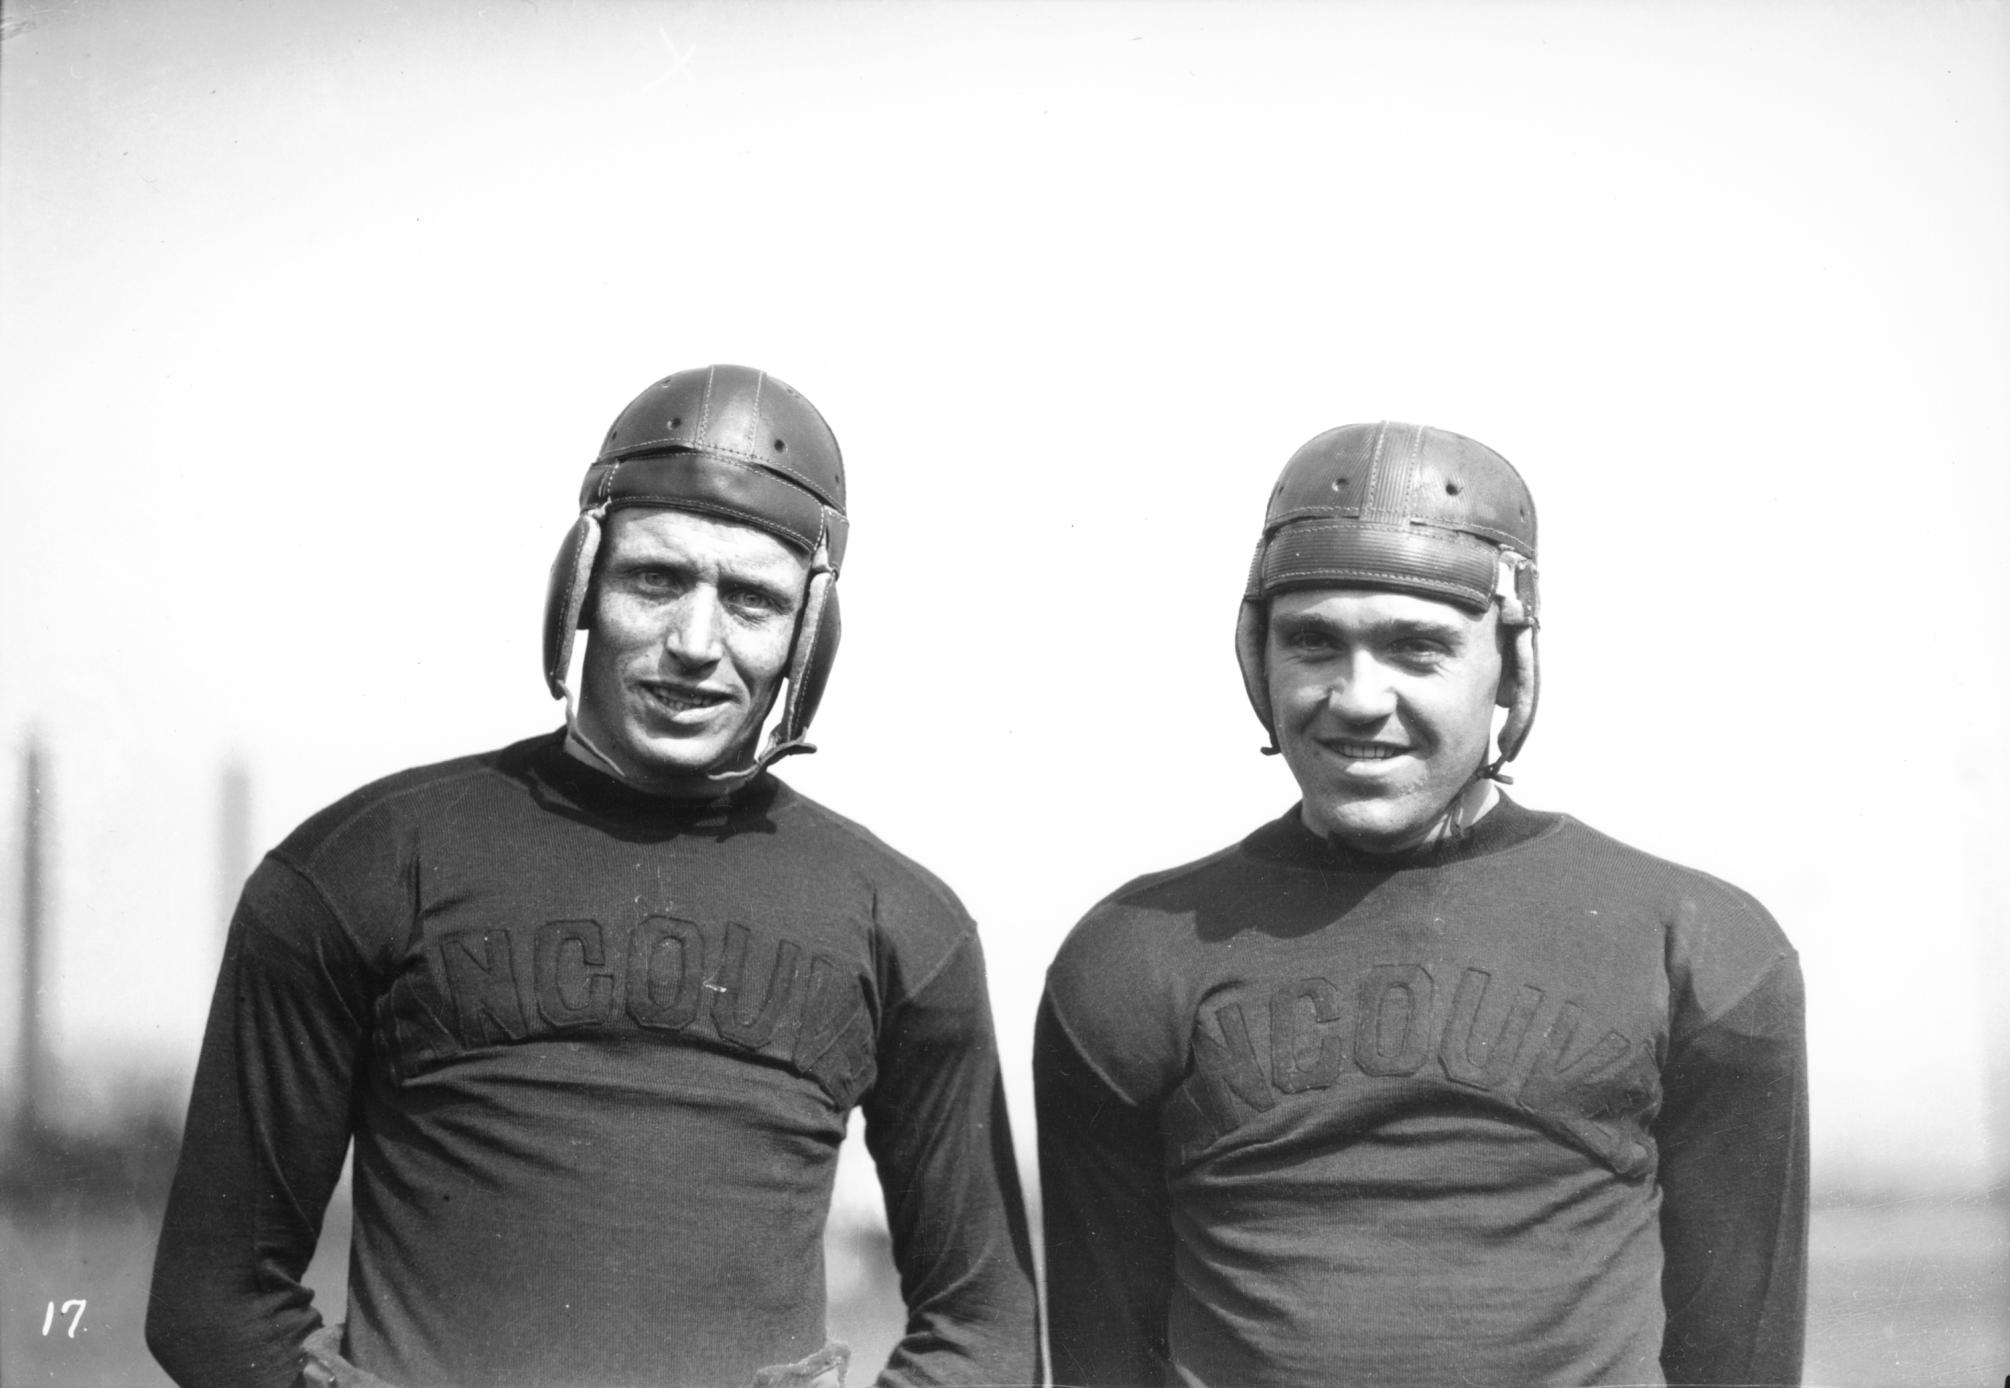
[1,0,2006,1197]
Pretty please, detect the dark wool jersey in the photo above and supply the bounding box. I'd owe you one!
[1036,797,1806,1388]
[148,732,1038,1388]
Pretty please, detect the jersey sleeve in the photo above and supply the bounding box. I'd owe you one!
[1034,991,1175,1388]
[1655,950,1809,1387]
[146,855,372,1388]
[861,929,1041,1387]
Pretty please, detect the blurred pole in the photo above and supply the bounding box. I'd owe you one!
[18,737,49,1134]
[1971,760,2010,1191]
[1969,758,2010,1366]
[218,757,253,956]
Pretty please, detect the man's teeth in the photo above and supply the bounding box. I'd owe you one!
[1335,743,1397,759]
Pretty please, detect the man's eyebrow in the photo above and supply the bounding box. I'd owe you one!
[1272,610,1470,640]
[1371,615,1468,641]
[730,573,799,603]
[606,551,696,577]
[1270,609,1340,634]
[719,560,805,603]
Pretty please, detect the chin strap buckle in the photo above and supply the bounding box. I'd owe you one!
[704,732,817,789]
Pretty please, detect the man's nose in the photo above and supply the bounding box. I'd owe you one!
[662,587,725,667]
[1323,652,1397,723]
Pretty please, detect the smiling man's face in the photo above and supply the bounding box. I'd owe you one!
[1266,586,1506,853]
[576,508,808,791]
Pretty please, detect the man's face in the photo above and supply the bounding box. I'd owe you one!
[577,508,809,790]
[1266,587,1505,853]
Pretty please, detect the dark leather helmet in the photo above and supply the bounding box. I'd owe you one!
[543,365,847,775]
[1234,421,1541,776]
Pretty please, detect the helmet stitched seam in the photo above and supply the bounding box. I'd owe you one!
[1263,566,1490,593]
[1268,518,1527,552]
[598,445,841,511]
[696,364,716,447]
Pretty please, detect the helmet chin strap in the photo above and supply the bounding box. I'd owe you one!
[1427,774,1501,847]
[562,719,629,779]
[701,723,817,789]
[1483,622,1539,783]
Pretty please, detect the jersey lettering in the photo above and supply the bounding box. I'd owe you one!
[534,920,615,1029]
[1439,968,1544,1090]
[1178,957,1654,1174]
[1354,965,1435,1077]
[1518,1001,1649,1172]
[422,916,873,1108]
[441,929,531,1045]
[1269,978,1346,1094]
[711,922,802,1050]
[627,915,706,1031]
[793,953,878,1107]
[1188,1002,1278,1136]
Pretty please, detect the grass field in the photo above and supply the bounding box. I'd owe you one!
[5,1194,2003,1385]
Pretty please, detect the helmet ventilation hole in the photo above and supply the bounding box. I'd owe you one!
[773,438,787,452]
[1331,477,1349,491]
[669,416,682,428]
[1446,480,1462,495]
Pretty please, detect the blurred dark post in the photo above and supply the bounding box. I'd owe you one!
[18,736,49,1135]
[218,756,253,954]
[1989,860,2010,1337]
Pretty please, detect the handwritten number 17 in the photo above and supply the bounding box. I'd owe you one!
[42,1299,86,1337]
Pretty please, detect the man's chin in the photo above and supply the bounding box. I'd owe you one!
[1302,797,1437,855]
[578,704,770,790]
[579,726,753,793]
[631,736,745,782]
[641,714,779,774]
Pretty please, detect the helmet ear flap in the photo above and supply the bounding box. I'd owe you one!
[1495,624,1540,767]
[1234,597,1277,752]
[778,572,841,745]
[543,511,604,700]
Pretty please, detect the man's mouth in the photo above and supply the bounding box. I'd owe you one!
[640,681,728,715]
[1322,739,1405,761]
